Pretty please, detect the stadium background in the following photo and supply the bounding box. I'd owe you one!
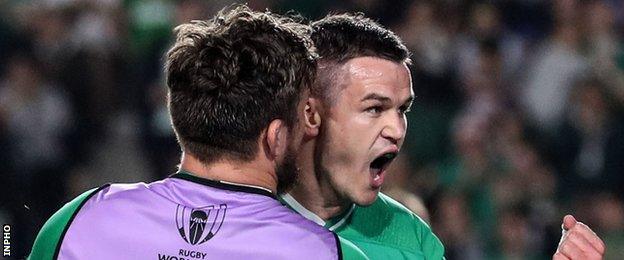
[1,0,623,258]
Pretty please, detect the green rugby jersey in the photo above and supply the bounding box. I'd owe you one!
[281,193,445,259]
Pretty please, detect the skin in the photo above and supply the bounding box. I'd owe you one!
[554,215,606,260]
[292,56,413,219]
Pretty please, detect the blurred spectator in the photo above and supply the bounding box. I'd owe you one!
[395,0,461,166]
[125,0,175,60]
[582,0,624,106]
[140,78,179,179]
[586,193,624,258]
[455,3,526,86]
[0,53,72,192]
[433,110,500,252]
[498,0,552,41]
[431,191,484,260]
[0,52,73,257]
[493,205,545,259]
[398,1,452,78]
[11,2,127,162]
[555,77,624,200]
[520,0,589,134]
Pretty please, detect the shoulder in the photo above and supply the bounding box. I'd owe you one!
[370,193,445,258]
[28,185,108,260]
[28,182,155,259]
[88,182,150,201]
[371,193,437,240]
[74,182,162,213]
[373,193,429,224]
[376,192,440,229]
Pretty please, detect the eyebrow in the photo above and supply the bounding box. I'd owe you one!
[361,93,415,107]
[361,93,391,103]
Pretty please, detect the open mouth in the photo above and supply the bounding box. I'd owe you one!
[369,152,398,188]
[370,152,398,171]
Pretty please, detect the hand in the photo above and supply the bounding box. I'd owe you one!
[553,215,605,260]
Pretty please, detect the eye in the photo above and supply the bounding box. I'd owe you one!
[365,106,383,114]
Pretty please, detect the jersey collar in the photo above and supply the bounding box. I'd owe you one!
[280,193,355,231]
[171,171,276,199]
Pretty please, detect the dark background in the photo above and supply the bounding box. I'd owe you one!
[1,0,623,259]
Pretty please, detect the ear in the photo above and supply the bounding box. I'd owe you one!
[266,119,288,159]
[304,97,322,137]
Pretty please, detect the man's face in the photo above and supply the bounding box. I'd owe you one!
[316,57,413,205]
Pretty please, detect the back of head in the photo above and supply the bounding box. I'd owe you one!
[310,13,410,101]
[166,5,316,164]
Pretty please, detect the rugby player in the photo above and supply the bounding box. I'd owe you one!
[281,13,445,259]
[28,6,365,260]
[282,13,605,260]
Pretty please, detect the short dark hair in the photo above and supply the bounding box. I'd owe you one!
[310,13,410,102]
[166,5,316,164]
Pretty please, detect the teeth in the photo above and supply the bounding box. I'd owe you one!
[373,174,381,181]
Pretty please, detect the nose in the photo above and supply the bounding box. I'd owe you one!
[381,113,406,144]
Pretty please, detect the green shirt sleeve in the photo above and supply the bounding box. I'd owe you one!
[28,187,101,260]
[338,235,369,260]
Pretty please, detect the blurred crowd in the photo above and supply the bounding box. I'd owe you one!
[1,0,623,259]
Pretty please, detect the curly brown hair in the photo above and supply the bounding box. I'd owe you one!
[166,5,317,164]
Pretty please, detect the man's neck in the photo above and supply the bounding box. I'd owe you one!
[179,152,278,194]
[289,143,353,221]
